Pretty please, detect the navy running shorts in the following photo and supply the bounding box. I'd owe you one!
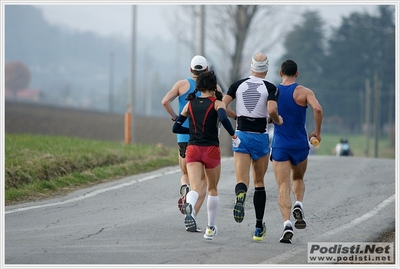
[270,147,309,166]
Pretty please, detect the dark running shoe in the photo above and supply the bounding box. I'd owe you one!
[292,204,307,229]
[279,225,294,244]
[253,222,267,241]
[178,184,190,214]
[183,202,198,232]
[233,191,246,223]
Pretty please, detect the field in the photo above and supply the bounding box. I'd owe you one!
[4,101,235,156]
[6,101,395,159]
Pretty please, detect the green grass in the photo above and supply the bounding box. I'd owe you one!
[4,132,395,206]
[313,133,395,159]
[5,134,178,205]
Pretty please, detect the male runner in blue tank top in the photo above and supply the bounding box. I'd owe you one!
[271,59,323,243]
[223,53,283,241]
[161,55,223,231]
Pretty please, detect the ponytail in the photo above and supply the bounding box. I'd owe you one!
[186,89,197,101]
[215,89,222,101]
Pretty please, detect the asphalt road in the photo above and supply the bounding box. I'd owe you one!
[4,156,395,266]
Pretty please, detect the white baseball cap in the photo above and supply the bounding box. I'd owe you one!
[190,55,208,71]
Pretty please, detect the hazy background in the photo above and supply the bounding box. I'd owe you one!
[3,2,396,141]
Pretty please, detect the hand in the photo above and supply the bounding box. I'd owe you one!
[276,115,283,125]
[232,136,241,148]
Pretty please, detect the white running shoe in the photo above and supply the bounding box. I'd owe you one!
[203,225,218,240]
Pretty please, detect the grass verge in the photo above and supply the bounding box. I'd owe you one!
[5,134,177,205]
[5,132,394,206]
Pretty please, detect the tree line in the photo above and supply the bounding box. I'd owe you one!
[172,5,395,136]
[5,5,395,136]
[278,6,395,135]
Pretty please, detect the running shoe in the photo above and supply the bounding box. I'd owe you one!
[292,204,306,229]
[183,202,198,232]
[178,184,190,214]
[233,190,246,223]
[204,225,218,240]
[186,226,202,232]
[253,222,267,241]
[279,225,294,244]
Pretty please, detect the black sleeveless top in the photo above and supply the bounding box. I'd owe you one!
[187,96,219,146]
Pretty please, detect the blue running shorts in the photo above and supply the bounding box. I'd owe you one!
[233,131,270,160]
[270,147,309,166]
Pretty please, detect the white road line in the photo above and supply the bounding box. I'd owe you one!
[5,169,180,215]
[261,194,395,264]
[5,158,234,215]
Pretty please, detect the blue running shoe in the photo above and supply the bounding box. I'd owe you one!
[253,222,267,241]
[233,191,246,223]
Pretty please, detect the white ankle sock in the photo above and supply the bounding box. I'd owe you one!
[295,201,303,208]
[284,220,292,227]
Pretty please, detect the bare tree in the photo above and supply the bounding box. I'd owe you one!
[167,5,298,87]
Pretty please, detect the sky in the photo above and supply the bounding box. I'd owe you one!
[36,3,381,41]
[32,2,384,83]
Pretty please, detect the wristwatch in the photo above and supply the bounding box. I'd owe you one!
[171,116,178,121]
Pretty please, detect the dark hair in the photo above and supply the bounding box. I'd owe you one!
[280,60,298,76]
[191,69,206,76]
[186,70,222,101]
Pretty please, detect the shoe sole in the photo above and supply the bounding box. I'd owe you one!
[253,224,267,241]
[186,227,202,232]
[178,185,190,214]
[293,208,306,229]
[183,203,197,232]
[233,202,245,223]
[178,196,186,214]
[253,234,266,241]
[180,185,189,197]
[279,229,294,244]
[233,191,246,223]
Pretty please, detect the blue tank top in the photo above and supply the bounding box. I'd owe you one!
[272,83,308,149]
[177,78,199,143]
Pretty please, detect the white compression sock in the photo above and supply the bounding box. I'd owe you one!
[186,190,199,216]
[207,195,219,227]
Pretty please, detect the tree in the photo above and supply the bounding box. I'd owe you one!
[278,10,326,89]
[168,5,297,87]
[323,5,395,132]
[5,61,31,97]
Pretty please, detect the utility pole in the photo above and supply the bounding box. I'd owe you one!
[364,79,370,157]
[199,5,205,55]
[129,5,137,143]
[373,70,379,158]
[109,52,114,113]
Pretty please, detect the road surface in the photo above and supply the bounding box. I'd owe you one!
[4,156,395,266]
